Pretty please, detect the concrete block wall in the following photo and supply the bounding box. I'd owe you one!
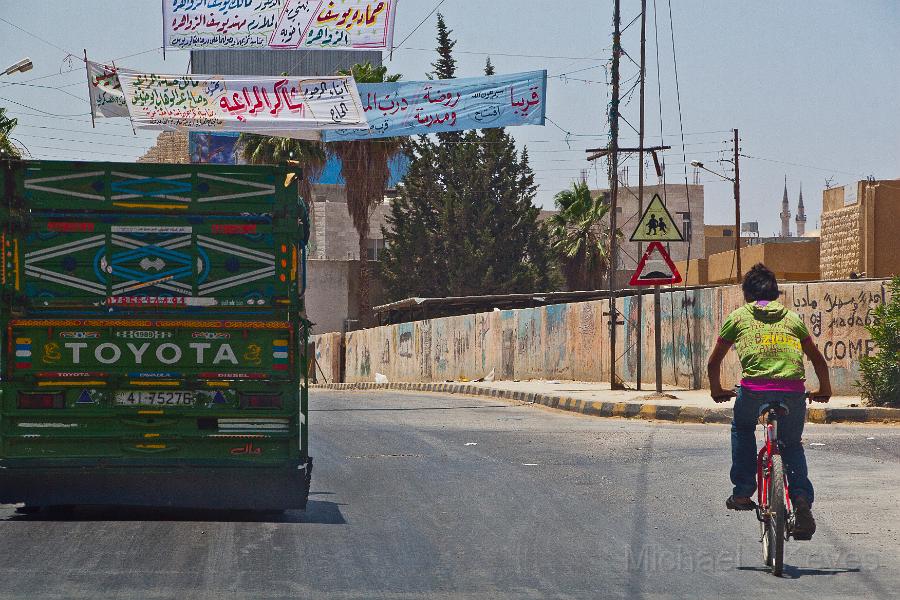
[313,332,342,384]
[821,204,862,279]
[313,280,891,395]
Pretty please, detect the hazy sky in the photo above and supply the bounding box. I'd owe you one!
[1,1,897,235]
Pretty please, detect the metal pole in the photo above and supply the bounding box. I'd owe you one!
[654,284,662,393]
[733,128,742,281]
[635,0,647,390]
[607,0,622,389]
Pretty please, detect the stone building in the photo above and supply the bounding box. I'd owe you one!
[308,184,392,261]
[136,131,189,164]
[820,179,900,279]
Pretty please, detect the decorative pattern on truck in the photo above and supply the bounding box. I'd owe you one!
[23,169,276,208]
[17,224,288,306]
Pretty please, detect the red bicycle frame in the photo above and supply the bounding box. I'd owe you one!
[756,410,792,515]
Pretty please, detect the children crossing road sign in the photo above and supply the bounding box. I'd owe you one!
[629,242,682,286]
[630,194,685,242]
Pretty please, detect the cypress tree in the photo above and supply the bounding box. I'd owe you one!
[379,21,560,301]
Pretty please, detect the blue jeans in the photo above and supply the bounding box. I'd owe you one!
[731,387,814,505]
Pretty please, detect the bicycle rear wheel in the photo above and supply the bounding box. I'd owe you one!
[766,455,786,576]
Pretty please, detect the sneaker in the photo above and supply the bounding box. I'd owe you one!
[792,497,816,540]
[726,495,756,511]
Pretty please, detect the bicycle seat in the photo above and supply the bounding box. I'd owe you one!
[758,401,790,417]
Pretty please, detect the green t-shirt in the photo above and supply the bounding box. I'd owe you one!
[719,300,810,381]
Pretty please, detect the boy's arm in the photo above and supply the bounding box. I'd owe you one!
[801,336,832,403]
[707,339,736,402]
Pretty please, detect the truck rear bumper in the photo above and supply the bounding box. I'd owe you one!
[0,458,313,510]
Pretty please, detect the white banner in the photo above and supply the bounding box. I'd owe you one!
[86,61,129,119]
[163,0,399,51]
[116,69,367,137]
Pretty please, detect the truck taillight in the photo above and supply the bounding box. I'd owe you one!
[238,392,282,409]
[18,392,65,409]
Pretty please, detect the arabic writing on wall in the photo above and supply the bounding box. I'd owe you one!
[793,285,885,365]
[165,0,396,50]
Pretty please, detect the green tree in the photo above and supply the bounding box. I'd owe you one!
[549,181,617,291]
[858,277,900,406]
[0,107,21,158]
[329,62,404,326]
[379,43,559,300]
[378,138,447,298]
[430,12,457,80]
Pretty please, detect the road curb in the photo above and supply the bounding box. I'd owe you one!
[311,382,899,424]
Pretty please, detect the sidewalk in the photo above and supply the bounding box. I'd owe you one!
[311,379,900,425]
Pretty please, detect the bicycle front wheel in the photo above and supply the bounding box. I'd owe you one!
[767,455,786,576]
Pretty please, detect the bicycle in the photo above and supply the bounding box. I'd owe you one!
[754,399,794,577]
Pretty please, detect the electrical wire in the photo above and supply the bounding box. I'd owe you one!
[739,153,866,178]
[0,16,78,58]
[392,0,449,52]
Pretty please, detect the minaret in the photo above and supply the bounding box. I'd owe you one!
[795,183,807,237]
[780,176,791,237]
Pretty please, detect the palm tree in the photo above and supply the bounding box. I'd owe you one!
[239,134,325,208]
[328,62,403,327]
[549,181,618,291]
[0,107,21,158]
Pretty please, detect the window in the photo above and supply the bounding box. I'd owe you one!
[722,229,733,237]
[676,211,692,241]
[366,238,386,261]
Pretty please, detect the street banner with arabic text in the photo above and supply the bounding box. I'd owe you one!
[322,70,547,142]
[116,69,367,137]
[164,0,398,51]
[86,61,130,119]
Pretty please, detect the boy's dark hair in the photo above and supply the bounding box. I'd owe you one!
[742,263,780,302]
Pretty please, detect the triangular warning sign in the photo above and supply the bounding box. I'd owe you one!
[76,389,93,404]
[212,391,227,404]
[630,194,685,242]
[630,242,683,286]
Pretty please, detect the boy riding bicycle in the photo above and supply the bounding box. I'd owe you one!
[707,263,831,540]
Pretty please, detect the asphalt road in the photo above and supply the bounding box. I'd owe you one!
[2,389,899,599]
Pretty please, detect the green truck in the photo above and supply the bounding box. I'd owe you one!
[0,159,312,510]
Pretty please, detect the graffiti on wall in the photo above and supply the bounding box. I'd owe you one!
[794,284,884,365]
[328,280,889,395]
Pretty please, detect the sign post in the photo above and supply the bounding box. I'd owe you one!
[629,194,685,394]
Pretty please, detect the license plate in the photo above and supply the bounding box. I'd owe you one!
[115,391,194,406]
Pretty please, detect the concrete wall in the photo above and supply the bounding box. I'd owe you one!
[305,259,386,334]
[674,258,707,286]
[707,240,820,284]
[313,279,891,396]
[306,260,352,335]
[312,332,342,384]
[704,224,754,259]
[310,196,391,261]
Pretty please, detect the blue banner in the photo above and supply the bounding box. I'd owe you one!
[323,70,547,142]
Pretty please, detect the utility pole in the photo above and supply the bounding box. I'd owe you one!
[635,0,647,390]
[607,0,622,389]
[733,128,742,280]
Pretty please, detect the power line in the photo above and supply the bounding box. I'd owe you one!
[394,46,604,61]
[0,16,77,57]
[392,0,449,52]
[738,153,867,178]
[0,95,90,118]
